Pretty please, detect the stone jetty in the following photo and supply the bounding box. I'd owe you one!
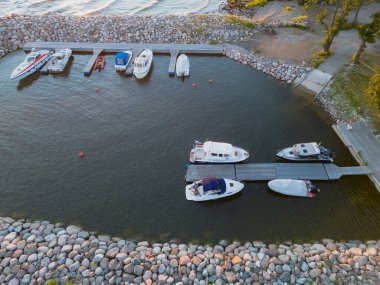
[0,14,307,84]
[0,217,379,284]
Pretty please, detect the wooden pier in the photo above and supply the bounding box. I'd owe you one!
[185,163,372,182]
[333,121,380,192]
[24,42,224,76]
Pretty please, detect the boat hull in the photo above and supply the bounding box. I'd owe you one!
[190,146,249,164]
[176,54,190,77]
[10,51,51,80]
[115,50,132,71]
[48,48,72,74]
[276,148,333,163]
[133,49,153,79]
[268,179,318,198]
[186,179,244,201]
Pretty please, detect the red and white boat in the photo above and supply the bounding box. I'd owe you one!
[10,49,51,80]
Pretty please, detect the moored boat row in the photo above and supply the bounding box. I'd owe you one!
[185,140,332,201]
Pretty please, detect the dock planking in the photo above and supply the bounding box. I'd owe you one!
[83,48,103,76]
[168,50,179,76]
[185,163,373,182]
[125,48,142,76]
[24,42,225,55]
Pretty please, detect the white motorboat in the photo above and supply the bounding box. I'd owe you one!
[114,50,132,71]
[47,48,72,74]
[189,141,249,163]
[276,142,334,163]
[176,54,189,77]
[268,179,320,198]
[186,177,244,201]
[133,49,153,79]
[10,49,51,80]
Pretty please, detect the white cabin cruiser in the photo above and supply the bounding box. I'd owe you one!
[176,54,190,77]
[10,49,51,80]
[189,141,249,163]
[115,50,132,71]
[186,177,244,201]
[276,142,334,163]
[47,48,72,74]
[133,49,153,79]
[268,179,320,198]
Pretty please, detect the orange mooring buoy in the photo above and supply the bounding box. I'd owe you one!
[192,83,197,87]
[208,79,213,84]
[79,152,85,158]
[95,88,100,93]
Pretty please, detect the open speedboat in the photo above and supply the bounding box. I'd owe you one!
[189,141,249,163]
[186,177,244,201]
[94,55,106,71]
[11,49,51,80]
[47,48,72,74]
[176,54,189,77]
[268,179,320,198]
[276,142,334,163]
[115,50,132,71]
[133,49,153,79]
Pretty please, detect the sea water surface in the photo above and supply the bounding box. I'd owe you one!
[0,52,380,243]
[0,0,222,17]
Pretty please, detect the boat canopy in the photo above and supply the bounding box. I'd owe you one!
[201,177,226,194]
[294,142,320,156]
[115,52,129,66]
[203,141,233,155]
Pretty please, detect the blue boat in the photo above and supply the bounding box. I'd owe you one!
[114,50,132,71]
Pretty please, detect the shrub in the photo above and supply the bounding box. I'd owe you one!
[290,15,308,23]
[366,67,380,108]
[246,0,268,8]
[311,50,332,68]
[225,15,256,28]
[283,4,293,13]
[209,40,219,44]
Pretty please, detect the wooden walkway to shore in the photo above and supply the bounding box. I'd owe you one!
[333,121,380,192]
[24,42,224,76]
[185,163,372,182]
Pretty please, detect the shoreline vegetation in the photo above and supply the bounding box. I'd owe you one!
[1,216,379,284]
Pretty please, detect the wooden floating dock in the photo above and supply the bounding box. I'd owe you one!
[168,50,179,76]
[185,163,373,182]
[125,48,142,76]
[83,48,103,76]
[24,42,224,76]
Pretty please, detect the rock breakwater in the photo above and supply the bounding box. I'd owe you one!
[0,14,307,84]
[0,217,379,284]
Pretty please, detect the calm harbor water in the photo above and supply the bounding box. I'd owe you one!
[0,51,380,243]
[0,0,221,17]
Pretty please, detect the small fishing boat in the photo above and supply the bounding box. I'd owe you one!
[276,142,334,163]
[114,50,132,71]
[186,177,244,201]
[268,179,320,198]
[189,141,249,163]
[176,54,190,77]
[94,55,106,72]
[133,49,153,79]
[10,49,51,80]
[47,48,72,74]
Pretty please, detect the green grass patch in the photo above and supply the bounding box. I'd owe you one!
[283,4,293,13]
[290,15,308,23]
[246,0,267,8]
[327,65,380,130]
[225,15,256,28]
[209,40,219,44]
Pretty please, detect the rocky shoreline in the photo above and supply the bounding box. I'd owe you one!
[0,217,379,284]
[0,14,308,84]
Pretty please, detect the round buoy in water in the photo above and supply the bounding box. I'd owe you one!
[79,152,85,158]
[192,83,197,87]
[208,80,213,84]
[95,88,100,93]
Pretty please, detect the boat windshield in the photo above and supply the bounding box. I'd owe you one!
[116,58,125,65]
[26,56,37,63]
